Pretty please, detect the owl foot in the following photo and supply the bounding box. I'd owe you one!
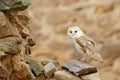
[82,54,87,62]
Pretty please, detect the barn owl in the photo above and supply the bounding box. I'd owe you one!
[67,26,104,62]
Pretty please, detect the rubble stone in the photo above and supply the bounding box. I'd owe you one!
[0,68,9,79]
[27,59,44,77]
[41,60,60,68]
[0,37,21,55]
[0,12,20,39]
[44,62,56,78]
[10,62,34,80]
[112,57,120,74]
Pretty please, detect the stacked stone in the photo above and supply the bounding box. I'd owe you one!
[33,60,100,80]
[0,0,36,80]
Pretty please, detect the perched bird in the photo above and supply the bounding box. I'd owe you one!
[67,26,103,62]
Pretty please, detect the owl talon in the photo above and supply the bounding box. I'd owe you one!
[82,58,85,61]
[82,54,87,61]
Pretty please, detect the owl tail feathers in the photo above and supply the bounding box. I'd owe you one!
[94,52,104,63]
[87,50,104,63]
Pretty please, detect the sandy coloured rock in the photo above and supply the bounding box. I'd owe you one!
[44,62,57,78]
[0,37,21,54]
[80,73,100,80]
[41,60,60,68]
[54,70,81,80]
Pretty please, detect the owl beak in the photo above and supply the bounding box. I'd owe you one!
[72,34,76,38]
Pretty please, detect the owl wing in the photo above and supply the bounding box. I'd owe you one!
[76,35,104,62]
[69,37,81,52]
[76,35,95,49]
[83,35,96,47]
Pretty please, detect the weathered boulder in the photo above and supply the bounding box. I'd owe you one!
[0,68,9,79]
[0,11,20,39]
[10,62,35,80]
[26,59,44,77]
[0,0,31,10]
[0,37,21,55]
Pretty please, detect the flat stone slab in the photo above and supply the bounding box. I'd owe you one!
[62,60,97,76]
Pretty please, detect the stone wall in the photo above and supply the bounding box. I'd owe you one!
[0,0,36,80]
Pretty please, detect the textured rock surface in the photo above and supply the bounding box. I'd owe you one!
[0,11,20,39]
[62,60,97,76]
[27,59,44,77]
[0,37,21,54]
[41,60,60,68]
[80,73,100,80]
[0,0,31,10]
[0,68,9,79]
[54,70,81,80]
[10,62,34,80]
[44,62,56,78]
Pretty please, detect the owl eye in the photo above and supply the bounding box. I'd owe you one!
[75,31,77,33]
[69,31,72,33]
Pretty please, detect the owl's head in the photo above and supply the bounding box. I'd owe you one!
[67,26,84,39]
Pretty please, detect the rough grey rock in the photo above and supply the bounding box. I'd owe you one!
[0,0,32,10]
[26,59,44,77]
[0,37,21,54]
[62,60,97,76]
